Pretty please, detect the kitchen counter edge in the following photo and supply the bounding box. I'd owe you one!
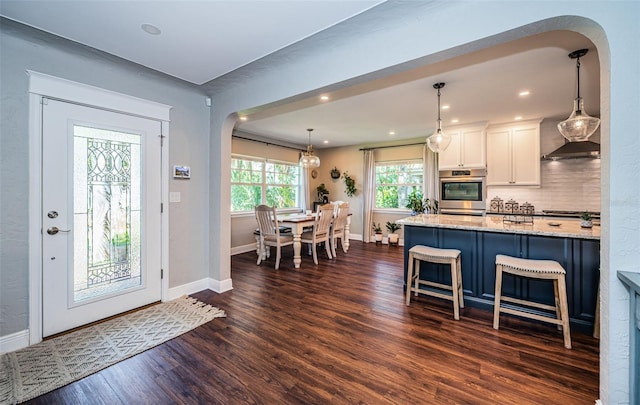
[397,214,600,240]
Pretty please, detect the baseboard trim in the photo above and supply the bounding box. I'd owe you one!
[367,236,405,246]
[0,329,30,354]
[231,243,256,256]
[167,277,234,300]
[166,278,211,301]
[210,278,233,293]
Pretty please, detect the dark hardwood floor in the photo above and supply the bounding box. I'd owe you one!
[28,241,599,404]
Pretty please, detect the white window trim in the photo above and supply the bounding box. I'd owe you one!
[373,208,413,214]
[374,159,424,210]
[231,207,301,218]
[231,154,301,213]
[27,71,171,345]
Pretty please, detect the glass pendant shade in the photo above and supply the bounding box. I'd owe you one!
[300,149,320,168]
[299,128,320,168]
[557,97,601,142]
[427,82,451,153]
[427,126,452,153]
[557,48,600,142]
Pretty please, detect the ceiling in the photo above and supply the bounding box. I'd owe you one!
[0,0,384,84]
[235,29,600,149]
[0,2,600,149]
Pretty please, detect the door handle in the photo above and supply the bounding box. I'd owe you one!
[47,226,71,235]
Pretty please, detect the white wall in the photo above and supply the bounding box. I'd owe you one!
[204,3,638,403]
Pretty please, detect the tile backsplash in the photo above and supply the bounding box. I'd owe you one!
[487,158,601,213]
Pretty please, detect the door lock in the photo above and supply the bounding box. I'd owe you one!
[47,226,71,235]
[47,211,59,219]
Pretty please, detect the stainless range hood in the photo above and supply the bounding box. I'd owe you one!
[541,140,601,161]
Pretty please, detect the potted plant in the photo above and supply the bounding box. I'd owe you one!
[580,212,593,228]
[342,172,357,197]
[330,166,341,179]
[405,190,427,215]
[316,183,330,203]
[386,221,401,246]
[372,222,383,244]
[111,232,130,262]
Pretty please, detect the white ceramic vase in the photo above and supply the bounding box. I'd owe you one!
[388,233,399,245]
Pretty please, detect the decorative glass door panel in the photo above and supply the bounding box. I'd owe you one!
[73,126,142,304]
[42,98,162,337]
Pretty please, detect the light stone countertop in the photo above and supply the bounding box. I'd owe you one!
[397,214,600,240]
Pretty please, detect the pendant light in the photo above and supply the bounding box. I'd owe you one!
[557,49,600,142]
[426,82,452,153]
[299,128,320,168]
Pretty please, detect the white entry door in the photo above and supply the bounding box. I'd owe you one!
[42,98,163,337]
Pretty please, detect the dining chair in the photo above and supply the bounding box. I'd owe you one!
[330,202,349,257]
[331,200,344,217]
[300,203,334,264]
[254,205,293,270]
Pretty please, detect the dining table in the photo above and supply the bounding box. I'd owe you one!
[278,212,351,268]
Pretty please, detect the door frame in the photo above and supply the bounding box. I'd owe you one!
[27,71,172,345]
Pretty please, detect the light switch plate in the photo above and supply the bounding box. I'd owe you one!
[169,192,181,203]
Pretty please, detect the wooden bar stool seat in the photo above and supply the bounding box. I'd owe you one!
[493,254,572,349]
[405,245,464,320]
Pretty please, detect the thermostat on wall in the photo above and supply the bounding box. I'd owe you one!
[173,165,191,179]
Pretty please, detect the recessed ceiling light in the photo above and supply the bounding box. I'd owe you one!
[389,131,395,135]
[141,23,162,35]
[514,116,523,120]
[441,105,450,110]
[519,90,530,97]
[320,95,329,101]
[323,140,329,144]
[450,119,459,124]
[239,116,248,121]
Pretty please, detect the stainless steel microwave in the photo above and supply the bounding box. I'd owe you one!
[439,169,486,215]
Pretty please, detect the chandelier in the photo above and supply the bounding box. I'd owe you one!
[299,128,320,168]
[557,49,601,142]
[426,82,452,153]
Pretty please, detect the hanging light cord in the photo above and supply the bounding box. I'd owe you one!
[307,128,313,153]
[436,86,442,131]
[576,55,581,99]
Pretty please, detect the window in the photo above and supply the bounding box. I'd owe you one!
[375,160,423,209]
[231,155,300,212]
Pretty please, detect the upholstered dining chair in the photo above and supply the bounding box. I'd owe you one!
[330,202,350,257]
[254,205,293,270]
[300,203,334,264]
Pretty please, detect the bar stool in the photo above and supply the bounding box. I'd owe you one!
[405,245,464,320]
[493,254,571,349]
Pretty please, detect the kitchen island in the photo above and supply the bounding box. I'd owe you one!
[398,214,600,332]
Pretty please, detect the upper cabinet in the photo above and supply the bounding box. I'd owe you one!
[486,120,541,186]
[438,125,487,170]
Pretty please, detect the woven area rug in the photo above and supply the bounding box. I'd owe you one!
[0,296,225,404]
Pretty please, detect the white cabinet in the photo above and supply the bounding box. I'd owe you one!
[486,120,541,186]
[438,125,487,170]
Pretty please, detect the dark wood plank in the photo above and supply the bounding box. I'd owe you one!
[25,241,599,404]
